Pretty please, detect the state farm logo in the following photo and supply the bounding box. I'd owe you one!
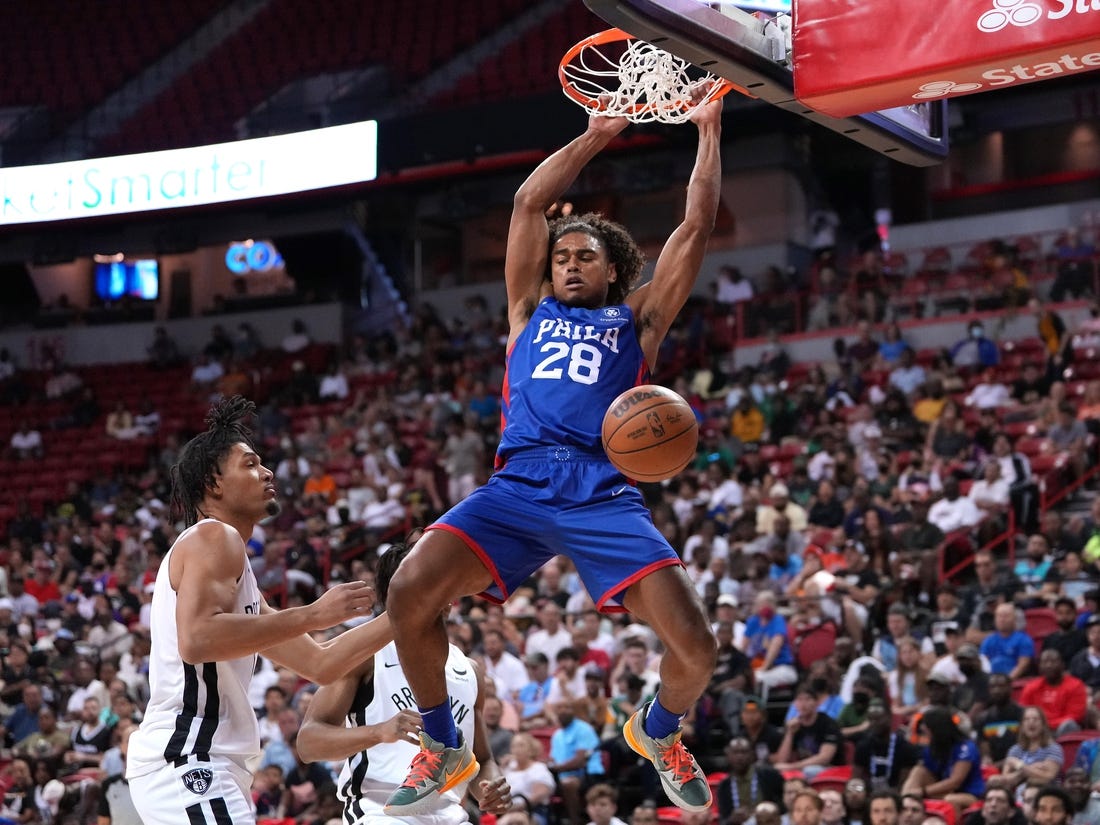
[978,0,1096,33]
[977,0,1042,32]
[913,80,984,99]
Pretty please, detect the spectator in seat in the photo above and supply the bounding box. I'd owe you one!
[889,349,928,399]
[1068,612,1100,688]
[1047,402,1090,480]
[731,393,766,446]
[44,360,83,400]
[968,461,1010,543]
[715,264,754,308]
[547,701,604,825]
[901,707,985,815]
[1063,765,1100,824]
[317,359,349,401]
[1012,534,1054,607]
[742,592,797,693]
[990,434,1039,533]
[949,321,1000,371]
[960,785,1023,825]
[281,318,311,353]
[774,684,842,779]
[1050,228,1096,301]
[759,329,791,382]
[848,320,881,373]
[980,603,1034,679]
[1011,362,1051,407]
[1030,785,1073,825]
[965,368,1012,411]
[874,604,935,673]
[877,322,909,367]
[998,705,1063,792]
[1041,597,1086,667]
[105,401,139,440]
[189,353,223,392]
[973,673,1024,767]
[1030,299,1074,384]
[1018,648,1087,735]
[853,698,921,793]
[757,484,809,535]
[717,736,784,825]
[928,477,982,535]
[501,733,555,825]
[9,420,43,460]
[927,405,976,471]
[147,326,181,369]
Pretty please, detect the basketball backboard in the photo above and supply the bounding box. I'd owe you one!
[582,0,949,166]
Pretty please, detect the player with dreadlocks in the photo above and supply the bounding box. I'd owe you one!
[127,396,392,825]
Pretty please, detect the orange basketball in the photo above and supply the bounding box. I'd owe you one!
[601,384,698,482]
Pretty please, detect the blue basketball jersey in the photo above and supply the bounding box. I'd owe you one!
[498,297,649,460]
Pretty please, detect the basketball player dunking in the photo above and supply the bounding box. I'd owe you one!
[127,397,393,825]
[383,89,724,815]
[297,543,512,825]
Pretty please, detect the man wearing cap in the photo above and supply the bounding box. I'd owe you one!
[1068,612,1100,688]
[930,638,990,715]
[757,484,808,537]
[717,736,784,825]
[735,695,782,765]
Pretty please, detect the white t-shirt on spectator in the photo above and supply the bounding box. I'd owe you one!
[969,479,1010,509]
[966,382,1012,410]
[525,627,573,666]
[10,429,42,452]
[683,534,729,565]
[928,496,982,533]
[484,651,529,702]
[319,373,349,400]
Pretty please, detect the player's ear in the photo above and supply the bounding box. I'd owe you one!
[607,262,618,283]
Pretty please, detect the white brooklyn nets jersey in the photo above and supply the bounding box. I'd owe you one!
[127,519,263,779]
[337,641,478,825]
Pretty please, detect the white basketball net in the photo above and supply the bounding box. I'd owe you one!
[561,37,727,125]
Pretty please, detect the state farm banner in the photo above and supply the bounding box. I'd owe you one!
[792,0,1100,118]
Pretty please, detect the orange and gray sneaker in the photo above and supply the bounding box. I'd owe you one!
[383,731,479,816]
[623,701,712,813]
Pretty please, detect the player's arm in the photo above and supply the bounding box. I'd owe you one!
[173,521,374,666]
[468,659,512,815]
[629,90,723,366]
[504,112,629,345]
[260,610,395,686]
[296,658,421,763]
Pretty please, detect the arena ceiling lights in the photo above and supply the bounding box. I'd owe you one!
[0,120,378,226]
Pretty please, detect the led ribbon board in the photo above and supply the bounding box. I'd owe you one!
[0,120,378,226]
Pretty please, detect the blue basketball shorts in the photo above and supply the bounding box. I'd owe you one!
[429,446,682,612]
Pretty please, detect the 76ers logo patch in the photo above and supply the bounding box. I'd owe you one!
[182,768,213,795]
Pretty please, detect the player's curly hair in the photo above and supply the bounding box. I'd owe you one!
[375,541,413,608]
[169,396,257,527]
[548,212,646,306]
